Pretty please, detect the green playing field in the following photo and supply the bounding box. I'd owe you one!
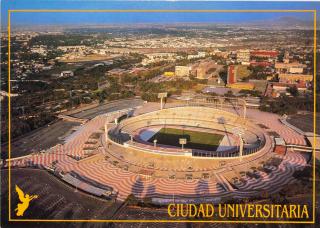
[148,127,224,151]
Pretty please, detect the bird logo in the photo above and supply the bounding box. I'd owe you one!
[15,185,38,216]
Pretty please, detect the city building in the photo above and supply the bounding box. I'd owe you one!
[275,62,307,74]
[227,82,255,90]
[264,82,308,97]
[141,53,176,66]
[237,49,250,64]
[164,71,175,77]
[227,65,236,84]
[227,65,251,84]
[129,67,147,75]
[250,61,272,67]
[187,51,206,60]
[279,73,313,83]
[60,71,74,77]
[30,45,48,55]
[251,50,278,59]
[57,45,87,52]
[175,66,191,77]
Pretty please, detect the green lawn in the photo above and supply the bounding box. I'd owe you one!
[148,127,224,151]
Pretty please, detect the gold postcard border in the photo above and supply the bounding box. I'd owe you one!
[6,9,317,224]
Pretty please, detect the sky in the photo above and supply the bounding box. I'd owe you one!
[1,0,319,27]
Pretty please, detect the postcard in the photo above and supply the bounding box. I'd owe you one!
[1,0,319,227]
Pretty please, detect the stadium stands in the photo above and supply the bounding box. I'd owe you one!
[4,105,309,204]
[108,106,266,157]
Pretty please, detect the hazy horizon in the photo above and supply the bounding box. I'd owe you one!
[2,16,316,32]
[1,0,318,28]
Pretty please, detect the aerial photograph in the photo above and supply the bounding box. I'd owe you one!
[1,0,319,227]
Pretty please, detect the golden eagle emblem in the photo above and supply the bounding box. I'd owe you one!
[15,185,38,216]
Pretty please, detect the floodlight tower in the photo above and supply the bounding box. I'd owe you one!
[232,127,245,160]
[243,99,247,120]
[104,123,108,142]
[239,133,244,158]
[158,92,168,110]
[179,138,187,150]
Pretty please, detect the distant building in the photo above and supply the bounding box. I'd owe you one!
[279,73,313,83]
[274,138,286,155]
[283,58,290,64]
[187,51,206,60]
[129,67,147,75]
[42,66,53,70]
[264,82,308,97]
[60,71,74,77]
[227,82,255,90]
[275,62,307,74]
[283,51,292,64]
[57,45,86,52]
[237,49,250,64]
[251,50,278,59]
[227,65,236,84]
[227,65,251,84]
[250,61,272,67]
[289,67,304,74]
[219,52,229,59]
[164,71,175,77]
[142,53,176,66]
[175,66,191,77]
[30,45,47,55]
[198,52,206,58]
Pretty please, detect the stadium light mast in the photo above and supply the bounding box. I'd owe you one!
[232,127,245,160]
[239,133,244,158]
[243,99,247,120]
[158,92,168,110]
[104,123,108,142]
[179,138,187,150]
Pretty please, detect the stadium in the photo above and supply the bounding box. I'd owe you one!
[108,106,266,158]
[4,98,311,205]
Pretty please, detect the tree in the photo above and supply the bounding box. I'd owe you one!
[287,86,299,97]
[219,67,228,85]
[141,93,158,102]
[96,90,107,103]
